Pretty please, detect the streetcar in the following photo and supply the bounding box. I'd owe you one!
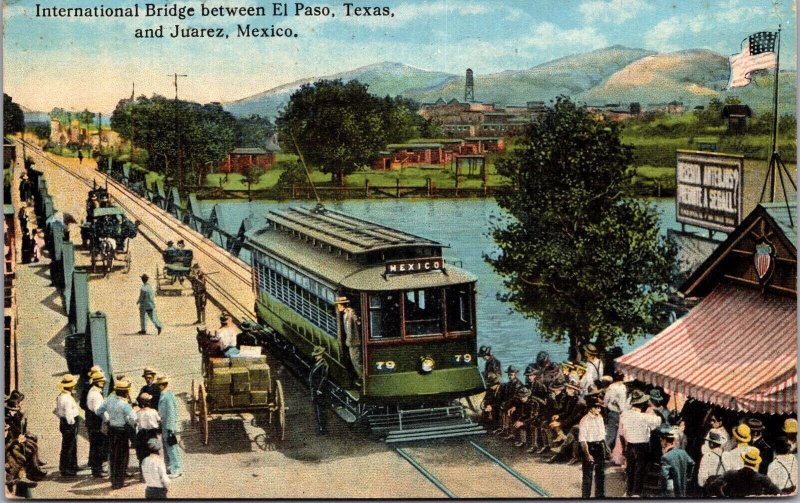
[243,205,485,440]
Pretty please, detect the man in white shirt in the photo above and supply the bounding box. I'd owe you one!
[54,374,81,477]
[142,437,171,499]
[603,373,629,452]
[721,423,752,473]
[215,312,239,354]
[579,344,604,397]
[767,436,796,494]
[618,390,662,497]
[697,431,726,492]
[85,370,108,478]
[579,397,606,498]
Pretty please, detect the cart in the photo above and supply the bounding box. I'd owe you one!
[189,348,287,446]
[156,248,193,295]
[81,207,135,276]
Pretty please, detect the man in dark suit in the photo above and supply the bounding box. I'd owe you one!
[309,346,330,435]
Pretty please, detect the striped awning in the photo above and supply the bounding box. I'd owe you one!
[616,284,797,415]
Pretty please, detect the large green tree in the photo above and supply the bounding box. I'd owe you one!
[277,79,420,186]
[111,95,237,188]
[487,97,677,360]
[235,114,275,149]
[4,94,25,135]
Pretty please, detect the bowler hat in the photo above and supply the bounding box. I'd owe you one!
[140,273,149,281]
[783,418,797,434]
[312,346,326,357]
[154,375,170,385]
[733,423,752,443]
[741,447,762,466]
[485,372,501,386]
[57,374,78,390]
[649,389,665,404]
[506,365,519,374]
[478,345,490,357]
[549,380,566,391]
[219,312,231,321]
[167,241,174,247]
[630,390,650,406]
[7,390,25,403]
[705,431,724,445]
[585,384,603,396]
[745,418,764,432]
[5,399,20,412]
[142,368,157,378]
[659,426,678,440]
[524,365,536,377]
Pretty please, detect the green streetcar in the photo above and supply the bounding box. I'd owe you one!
[244,205,486,438]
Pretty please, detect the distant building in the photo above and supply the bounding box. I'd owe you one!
[418,98,543,139]
[219,147,277,174]
[722,104,752,134]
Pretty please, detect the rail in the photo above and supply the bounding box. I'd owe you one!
[469,441,550,496]
[393,447,456,498]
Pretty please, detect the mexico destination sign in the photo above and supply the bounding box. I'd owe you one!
[676,150,744,233]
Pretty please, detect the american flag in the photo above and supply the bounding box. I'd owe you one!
[729,31,778,88]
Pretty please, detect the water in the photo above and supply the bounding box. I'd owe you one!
[201,198,682,372]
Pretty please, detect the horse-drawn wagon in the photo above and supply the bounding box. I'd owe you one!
[155,248,193,295]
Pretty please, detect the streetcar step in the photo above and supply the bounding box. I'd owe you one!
[385,424,486,443]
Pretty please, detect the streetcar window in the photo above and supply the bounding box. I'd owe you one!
[368,293,401,340]
[404,288,443,337]
[445,286,473,332]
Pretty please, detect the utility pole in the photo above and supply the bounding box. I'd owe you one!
[167,73,188,193]
[97,112,103,153]
[130,82,135,162]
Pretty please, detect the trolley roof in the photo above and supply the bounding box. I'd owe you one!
[92,207,124,217]
[260,207,443,256]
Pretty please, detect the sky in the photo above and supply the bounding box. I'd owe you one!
[2,0,797,113]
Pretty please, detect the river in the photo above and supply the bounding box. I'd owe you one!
[201,198,684,371]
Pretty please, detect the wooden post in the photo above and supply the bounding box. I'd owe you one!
[396,178,400,198]
[454,161,459,197]
[427,177,432,197]
[365,179,370,199]
[291,183,296,199]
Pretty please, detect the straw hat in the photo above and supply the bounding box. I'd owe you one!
[741,447,762,467]
[87,365,103,377]
[583,343,599,356]
[114,380,132,392]
[57,374,78,390]
[89,370,106,384]
[154,374,170,386]
[704,431,724,446]
[783,418,797,434]
[141,368,157,378]
[630,390,650,406]
[733,423,752,443]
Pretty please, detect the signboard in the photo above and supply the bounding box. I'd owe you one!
[676,150,744,233]
[385,257,445,275]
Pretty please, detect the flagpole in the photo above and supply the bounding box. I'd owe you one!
[769,25,781,202]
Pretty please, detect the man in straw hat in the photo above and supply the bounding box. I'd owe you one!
[782,418,797,454]
[746,418,773,475]
[713,447,780,496]
[155,374,183,478]
[139,368,161,412]
[141,437,171,499]
[579,343,604,398]
[137,273,163,335]
[215,312,239,355]
[697,431,726,492]
[97,379,136,489]
[188,262,207,325]
[54,373,81,477]
[721,423,752,473]
[85,369,109,477]
[309,346,330,435]
[578,396,606,498]
[618,389,663,497]
[658,426,694,497]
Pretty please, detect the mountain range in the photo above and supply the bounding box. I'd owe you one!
[223,45,796,119]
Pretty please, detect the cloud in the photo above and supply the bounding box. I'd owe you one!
[579,0,651,24]
[519,22,608,51]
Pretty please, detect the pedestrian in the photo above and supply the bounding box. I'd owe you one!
[480,372,503,431]
[700,409,729,456]
[309,346,330,435]
[721,423,751,473]
[579,344,603,397]
[141,438,170,499]
[135,393,161,468]
[139,368,161,410]
[745,418,773,475]
[85,369,109,478]
[783,418,797,453]
[697,431,726,492]
[477,346,501,380]
[188,263,207,325]
[155,375,182,478]
[54,373,81,477]
[32,229,45,262]
[137,273,163,335]
[766,436,797,494]
[77,150,83,164]
[215,312,239,356]
[659,426,694,497]
[18,174,31,203]
[714,447,780,496]
[497,365,523,437]
[97,379,136,489]
[618,390,663,497]
[603,372,628,452]
[578,397,606,498]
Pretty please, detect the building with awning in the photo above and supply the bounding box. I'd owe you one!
[616,202,796,415]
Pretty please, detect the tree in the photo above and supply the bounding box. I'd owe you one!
[3,94,24,135]
[486,97,677,360]
[277,79,389,186]
[235,114,275,149]
[77,109,96,127]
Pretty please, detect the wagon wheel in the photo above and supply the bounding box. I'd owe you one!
[273,380,286,442]
[190,378,198,423]
[199,383,209,445]
[123,249,131,274]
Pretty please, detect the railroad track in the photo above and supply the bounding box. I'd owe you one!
[18,139,256,323]
[394,440,550,498]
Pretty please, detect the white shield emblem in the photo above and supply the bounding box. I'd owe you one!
[754,242,774,282]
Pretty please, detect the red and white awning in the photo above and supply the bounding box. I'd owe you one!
[616,284,797,415]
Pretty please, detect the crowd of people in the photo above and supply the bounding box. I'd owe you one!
[479,344,797,498]
[45,366,182,499]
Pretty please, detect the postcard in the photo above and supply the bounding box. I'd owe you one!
[2,0,797,498]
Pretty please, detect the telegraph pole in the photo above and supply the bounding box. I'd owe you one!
[167,73,188,192]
